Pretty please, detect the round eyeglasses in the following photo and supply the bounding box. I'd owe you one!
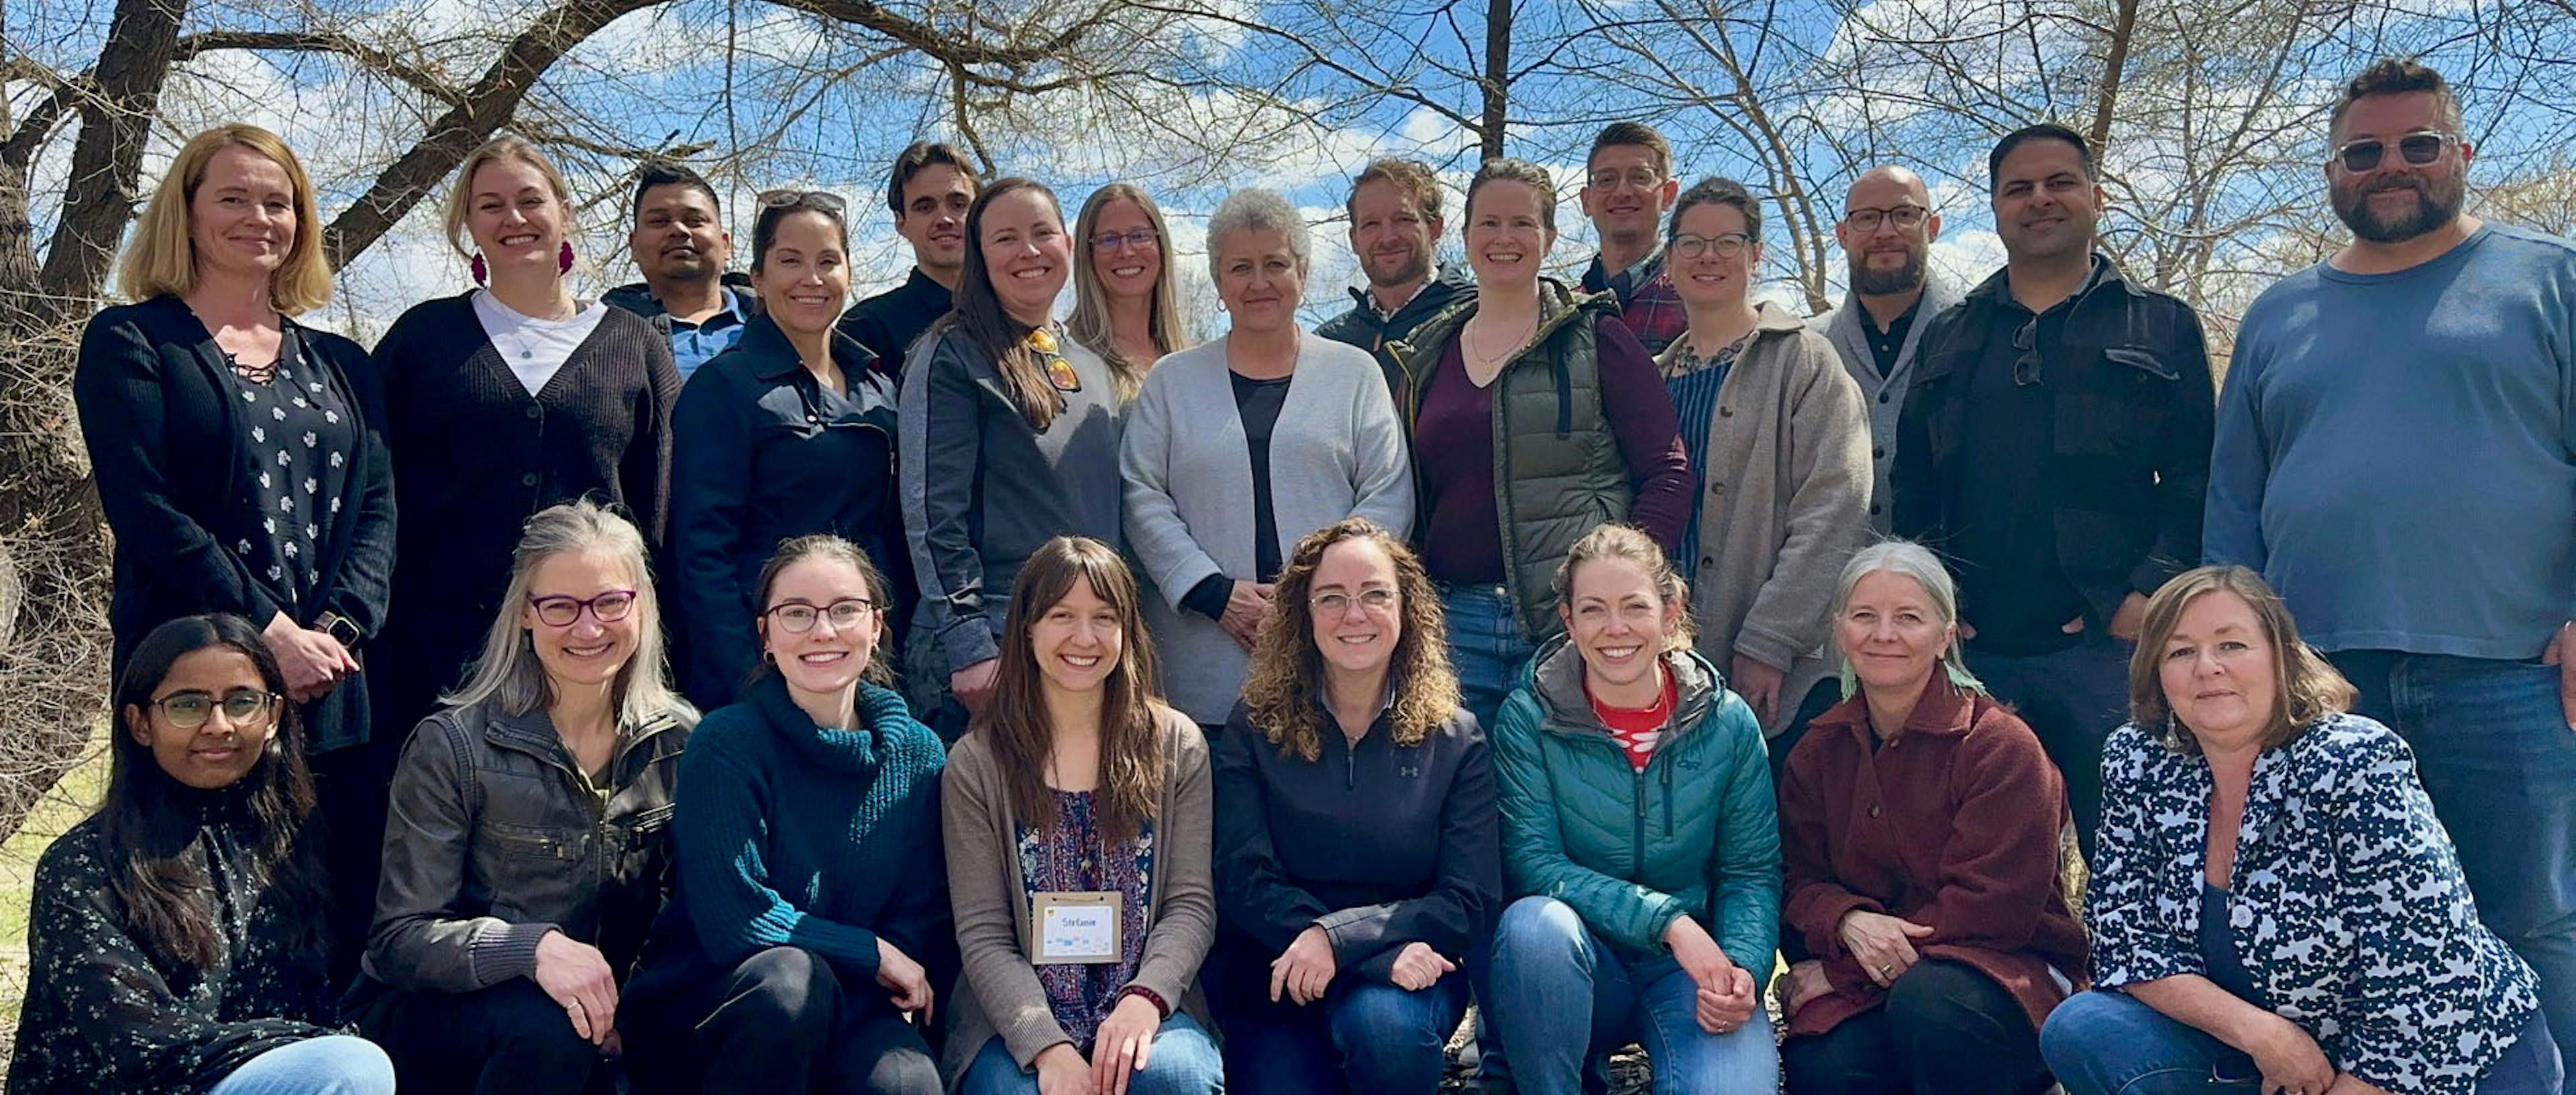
[150,688,281,730]
[766,598,877,633]
[528,590,638,627]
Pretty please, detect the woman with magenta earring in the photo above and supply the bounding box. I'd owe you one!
[368,135,681,761]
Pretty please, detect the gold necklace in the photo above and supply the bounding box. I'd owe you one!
[1464,311,1538,372]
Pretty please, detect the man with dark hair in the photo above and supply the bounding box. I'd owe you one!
[1577,121,1686,354]
[1316,156,1474,400]
[606,160,755,380]
[837,140,981,379]
[1891,122,2214,859]
[2209,57,2576,1067]
[1810,164,1955,534]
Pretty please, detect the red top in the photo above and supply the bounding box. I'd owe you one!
[1585,670,1677,771]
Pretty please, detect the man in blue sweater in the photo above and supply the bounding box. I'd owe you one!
[2206,58,2576,1071]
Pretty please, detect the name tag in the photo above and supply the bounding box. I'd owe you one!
[1032,890,1123,965]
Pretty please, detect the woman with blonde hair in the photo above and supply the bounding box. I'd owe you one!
[943,536,1224,1095]
[1484,523,1780,1094]
[1069,182,1189,377]
[74,123,396,975]
[2043,565,2557,1095]
[1212,518,1495,1094]
[370,134,678,762]
[358,499,696,1094]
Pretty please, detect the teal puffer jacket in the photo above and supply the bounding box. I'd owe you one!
[1492,640,1781,973]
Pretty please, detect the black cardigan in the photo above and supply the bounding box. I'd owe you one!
[74,295,397,753]
[368,292,678,736]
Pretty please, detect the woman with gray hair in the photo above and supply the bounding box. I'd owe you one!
[1120,187,1415,729]
[356,499,698,1094]
[1772,539,2084,1095]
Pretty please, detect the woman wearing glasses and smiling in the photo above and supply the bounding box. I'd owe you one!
[670,189,907,711]
[356,500,697,1094]
[8,614,394,1095]
[623,534,953,1095]
[1069,183,1191,375]
[1653,176,1871,766]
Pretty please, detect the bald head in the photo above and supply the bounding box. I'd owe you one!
[1836,164,1939,298]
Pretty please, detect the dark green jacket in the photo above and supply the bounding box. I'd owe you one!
[1388,280,1635,640]
[1492,640,1781,972]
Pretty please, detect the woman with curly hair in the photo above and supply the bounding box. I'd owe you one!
[1211,517,1497,1094]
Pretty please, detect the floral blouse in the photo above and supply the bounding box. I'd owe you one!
[2085,713,2542,1095]
[221,331,358,613]
[1017,788,1155,1051]
[5,809,339,1095]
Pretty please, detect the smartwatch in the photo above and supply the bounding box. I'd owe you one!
[315,612,362,648]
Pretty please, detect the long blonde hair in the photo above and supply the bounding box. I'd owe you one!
[1066,182,1184,393]
[440,135,574,260]
[118,124,334,314]
[443,500,694,726]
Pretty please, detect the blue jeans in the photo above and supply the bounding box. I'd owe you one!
[959,1014,1224,1095]
[1220,977,1469,1095]
[2334,650,2576,1074]
[1486,896,1780,1095]
[209,1035,397,1095]
[1443,584,1537,736]
[2042,988,2564,1095]
[1964,634,2132,860]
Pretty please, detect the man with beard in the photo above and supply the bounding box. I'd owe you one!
[606,161,755,381]
[1317,156,1474,403]
[1578,121,1687,355]
[2206,58,2576,1070]
[838,140,979,380]
[1811,164,1957,533]
[1890,123,2213,859]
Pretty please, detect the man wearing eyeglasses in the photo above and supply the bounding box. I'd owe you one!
[838,140,981,380]
[1811,165,1958,533]
[1577,121,1688,355]
[2206,58,2576,1067]
[1889,122,2214,860]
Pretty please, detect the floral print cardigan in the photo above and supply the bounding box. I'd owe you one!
[2085,713,2542,1095]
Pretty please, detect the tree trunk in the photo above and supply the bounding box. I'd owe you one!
[30,0,186,330]
[2088,0,2141,153]
[1479,0,1511,160]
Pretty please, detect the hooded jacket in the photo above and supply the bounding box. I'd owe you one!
[1316,263,1477,405]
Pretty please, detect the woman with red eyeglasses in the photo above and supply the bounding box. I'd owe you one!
[355,499,698,1094]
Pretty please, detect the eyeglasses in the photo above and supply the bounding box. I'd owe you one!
[757,189,849,214]
[1311,588,1398,615]
[766,598,877,633]
[1843,205,1930,232]
[529,590,639,627]
[1089,229,1160,252]
[1587,168,1664,191]
[2334,131,2457,173]
[1670,232,1752,260]
[150,688,280,730]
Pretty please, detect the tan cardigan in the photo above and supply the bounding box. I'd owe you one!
[938,707,1217,1087]
[1658,302,1874,734]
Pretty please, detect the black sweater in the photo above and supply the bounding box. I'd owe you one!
[1210,699,1498,1001]
[368,293,678,735]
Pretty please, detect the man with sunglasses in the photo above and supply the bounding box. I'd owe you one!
[1811,164,1958,533]
[1578,121,1688,354]
[1889,122,2214,860]
[2206,58,2576,1071]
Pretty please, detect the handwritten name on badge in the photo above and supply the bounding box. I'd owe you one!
[1034,890,1122,965]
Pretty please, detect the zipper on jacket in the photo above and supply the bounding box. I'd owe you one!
[1660,762,1674,837]
[1631,765,1650,876]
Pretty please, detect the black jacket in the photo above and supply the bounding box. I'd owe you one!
[1890,257,2214,628]
[601,279,759,334]
[1314,264,1476,409]
[669,314,902,709]
[837,267,952,382]
[368,293,678,738]
[1209,698,1497,1008]
[74,295,396,753]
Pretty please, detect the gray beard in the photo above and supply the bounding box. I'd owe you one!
[1849,250,1927,297]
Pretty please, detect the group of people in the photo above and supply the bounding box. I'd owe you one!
[11,50,2571,1095]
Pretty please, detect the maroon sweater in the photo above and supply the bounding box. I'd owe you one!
[1413,317,1690,584]
[1777,676,2090,1038]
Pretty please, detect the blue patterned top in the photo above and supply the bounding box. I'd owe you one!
[1663,336,1741,572]
[1017,789,1155,1051]
[2086,713,2542,1095]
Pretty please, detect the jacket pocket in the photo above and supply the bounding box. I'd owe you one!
[2055,347,2174,459]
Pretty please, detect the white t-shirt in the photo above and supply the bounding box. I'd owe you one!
[472,289,610,397]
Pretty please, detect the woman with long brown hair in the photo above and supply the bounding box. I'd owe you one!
[941,536,1223,1095]
[1213,518,1496,1094]
[902,178,1134,740]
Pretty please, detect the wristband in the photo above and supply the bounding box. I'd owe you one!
[1115,984,1171,1019]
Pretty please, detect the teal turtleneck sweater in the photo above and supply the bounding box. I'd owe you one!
[659,673,953,995]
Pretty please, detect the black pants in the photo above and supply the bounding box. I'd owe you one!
[360,979,602,1095]
[1781,959,2052,1095]
[1964,635,2130,860]
[311,735,398,986]
[625,945,941,1095]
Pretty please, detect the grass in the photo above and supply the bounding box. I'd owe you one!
[0,725,114,1035]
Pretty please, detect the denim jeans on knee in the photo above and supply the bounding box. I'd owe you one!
[959,1014,1225,1095]
[208,1036,398,1095]
[1442,584,1536,735]
[2047,988,2565,1095]
[1329,978,1469,1094]
[1487,896,1779,1095]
